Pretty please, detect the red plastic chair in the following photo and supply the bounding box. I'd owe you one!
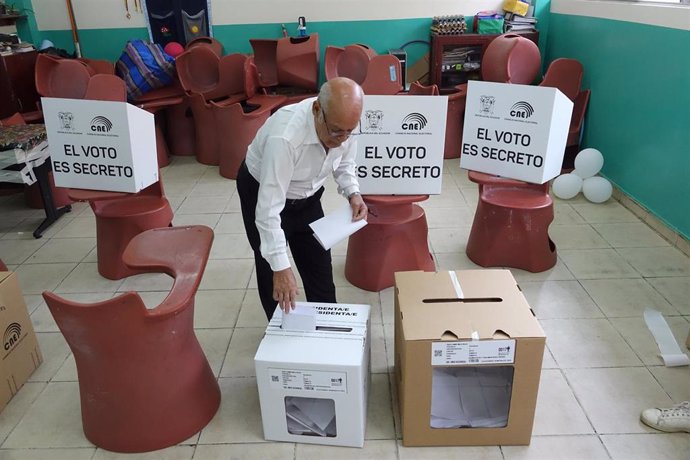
[42,225,220,453]
[250,34,320,105]
[276,34,319,92]
[539,58,583,102]
[481,33,541,85]
[35,54,91,99]
[345,195,435,291]
[324,44,377,82]
[249,38,279,87]
[186,36,224,57]
[84,74,127,101]
[212,92,287,179]
[361,54,403,95]
[68,181,174,280]
[465,171,556,272]
[538,59,589,170]
[133,83,187,168]
[79,58,116,75]
[408,81,439,95]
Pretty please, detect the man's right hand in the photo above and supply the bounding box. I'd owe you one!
[273,268,298,313]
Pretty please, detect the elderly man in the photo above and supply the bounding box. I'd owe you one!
[237,77,367,320]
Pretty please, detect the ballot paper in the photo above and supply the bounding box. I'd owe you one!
[644,309,690,367]
[281,304,317,332]
[431,367,513,429]
[309,204,368,250]
[285,396,337,437]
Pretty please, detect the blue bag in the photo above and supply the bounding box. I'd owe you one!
[115,39,175,101]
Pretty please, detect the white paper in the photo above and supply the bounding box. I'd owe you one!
[644,309,690,367]
[309,204,368,250]
[281,304,317,332]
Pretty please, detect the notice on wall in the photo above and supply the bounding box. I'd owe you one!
[461,81,573,184]
[355,95,448,195]
[42,98,158,193]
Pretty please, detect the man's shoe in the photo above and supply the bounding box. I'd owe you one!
[640,401,690,433]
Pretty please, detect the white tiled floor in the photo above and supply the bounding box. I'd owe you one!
[0,156,689,459]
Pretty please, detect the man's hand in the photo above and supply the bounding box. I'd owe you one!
[349,193,368,221]
[273,268,298,313]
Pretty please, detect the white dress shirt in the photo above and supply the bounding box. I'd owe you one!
[245,97,360,272]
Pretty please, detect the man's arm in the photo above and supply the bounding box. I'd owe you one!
[255,136,299,312]
[333,139,367,221]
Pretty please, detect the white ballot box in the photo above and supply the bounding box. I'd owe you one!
[255,302,370,447]
[461,81,573,184]
[42,97,158,193]
[394,270,546,446]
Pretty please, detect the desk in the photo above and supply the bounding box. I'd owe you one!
[0,124,71,238]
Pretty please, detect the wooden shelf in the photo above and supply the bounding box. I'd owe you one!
[0,14,26,26]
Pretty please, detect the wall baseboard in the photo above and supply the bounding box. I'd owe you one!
[612,187,690,258]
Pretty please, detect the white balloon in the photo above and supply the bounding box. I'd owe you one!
[552,173,583,200]
[582,176,613,203]
[574,148,604,178]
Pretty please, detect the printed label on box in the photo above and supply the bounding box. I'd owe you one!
[431,340,516,365]
[269,368,347,393]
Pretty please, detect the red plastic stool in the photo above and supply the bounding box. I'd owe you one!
[42,226,220,453]
[345,195,435,292]
[466,172,556,272]
[68,181,173,280]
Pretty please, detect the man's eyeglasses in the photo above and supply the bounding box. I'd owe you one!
[321,109,359,138]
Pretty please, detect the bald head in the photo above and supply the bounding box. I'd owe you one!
[318,77,364,120]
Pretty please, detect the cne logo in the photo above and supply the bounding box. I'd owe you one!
[401,112,428,130]
[90,116,113,133]
[509,101,535,119]
[3,322,21,351]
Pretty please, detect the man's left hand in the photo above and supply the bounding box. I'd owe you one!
[349,193,367,221]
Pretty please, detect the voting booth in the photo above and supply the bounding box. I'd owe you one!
[42,98,158,193]
[356,95,448,195]
[254,302,370,447]
[461,81,573,184]
[394,270,545,446]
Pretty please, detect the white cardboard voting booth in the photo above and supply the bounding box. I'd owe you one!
[255,302,371,447]
[356,95,448,195]
[42,97,158,193]
[461,81,573,184]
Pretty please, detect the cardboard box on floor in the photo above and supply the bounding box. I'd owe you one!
[255,302,371,447]
[0,271,43,413]
[394,269,545,446]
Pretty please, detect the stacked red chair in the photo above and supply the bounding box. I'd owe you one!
[42,225,220,453]
[345,195,435,292]
[465,171,556,273]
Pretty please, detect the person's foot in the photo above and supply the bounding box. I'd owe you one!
[640,401,690,433]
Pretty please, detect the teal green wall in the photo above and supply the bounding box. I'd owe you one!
[546,14,690,239]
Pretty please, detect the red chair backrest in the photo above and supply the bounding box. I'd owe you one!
[176,46,221,97]
[409,81,439,95]
[276,33,319,91]
[186,37,224,57]
[85,74,127,102]
[539,58,583,101]
[482,34,541,85]
[249,38,279,87]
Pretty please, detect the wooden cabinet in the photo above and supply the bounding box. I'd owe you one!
[0,50,40,119]
[430,32,539,92]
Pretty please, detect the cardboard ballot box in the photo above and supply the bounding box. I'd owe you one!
[0,272,43,413]
[255,302,371,447]
[394,270,545,446]
[461,80,573,184]
[42,97,158,193]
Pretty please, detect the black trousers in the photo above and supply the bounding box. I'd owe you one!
[236,161,337,320]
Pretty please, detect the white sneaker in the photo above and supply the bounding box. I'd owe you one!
[640,401,690,433]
